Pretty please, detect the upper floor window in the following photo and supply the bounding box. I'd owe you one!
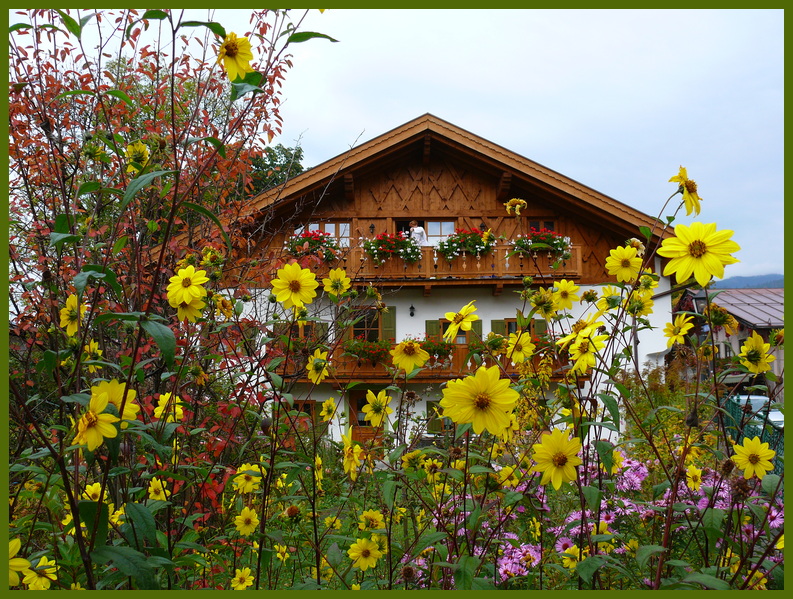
[529,220,555,232]
[426,221,456,246]
[295,222,351,247]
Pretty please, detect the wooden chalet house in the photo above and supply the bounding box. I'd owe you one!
[230,114,673,444]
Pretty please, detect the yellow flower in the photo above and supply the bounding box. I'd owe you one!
[81,482,104,502]
[322,267,351,297]
[166,265,209,306]
[307,349,330,384]
[342,431,363,481]
[530,428,583,490]
[439,365,519,436]
[504,197,528,216]
[657,222,740,287]
[82,340,103,373]
[154,392,183,422]
[568,328,609,375]
[605,245,642,283]
[391,338,430,373]
[556,312,606,350]
[664,314,694,348]
[596,285,622,313]
[73,392,120,452]
[319,398,336,422]
[553,279,580,311]
[270,262,318,310]
[623,290,654,317]
[171,295,206,323]
[324,515,342,530]
[362,389,393,428]
[358,509,385,530]
[217,32,255,82]
[738,331,776,374]
[231,567,254,590]
[9,538,31,587]
[401,449,426,471]
[234,506,259,536]
[232,464,262,494]
[776,535,784,550]
[686,464,703,491]
[274,543,290,562]
[669,166,702,216]
[60,294,87,337]
[732,435,775,480]
[443,300,479,341]
[348,538,382,571]
[125,140,150,173]
[91,379,139,428]
[530,287,558,319]
[147,477,170,501]
[561,544,586,570]
[506,332,535,365]
[23,555,57,590]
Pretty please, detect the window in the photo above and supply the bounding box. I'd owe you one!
[493,318,547,338]
[529,220,555,232]
[426,401,454,433]
[346,305,396,343]
[426,221,456,246]
[294,221,351,247]
[426,318,482,345]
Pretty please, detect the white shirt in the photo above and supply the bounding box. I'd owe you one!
[410,225,429,246]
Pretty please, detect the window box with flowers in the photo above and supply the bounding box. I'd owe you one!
[436,227,496,262]
[363,232,421,265]
[510,228,572,262]
[285,229,341,262]
[341,336,392,365]
[420,337,455,363]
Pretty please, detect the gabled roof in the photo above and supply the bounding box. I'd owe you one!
[705,288,784,329]
[245,113,669,241]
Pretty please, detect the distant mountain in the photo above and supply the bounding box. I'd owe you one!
[711,274,784,289]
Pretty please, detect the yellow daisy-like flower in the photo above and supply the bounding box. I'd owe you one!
[623,290,654,317]
[74,392,120,452]
[125,140,150,173]
[91,379,139,428]
[81,482,104,502]
[657,222,740,287]
[362,389,393,428]
[342,431,363,481]
[171,295,206,323]
[443,300,479,341]
[217,32,255,82]
[322,267,351,297]
[23,555,57,590]
[605,245,642,283]
[738,331,776,374]
[154,392,183,422]
[423,457,444,483]
[348,538,382,571]
[506,332,535,365]
[235,506,260,536]
[530,287,558,319]
[324,515,342,530]
[568,328,609,375]
[231,567,254,590]
[731,435,776,480]
[556,312,606,350]
[669,166,702,216]
[596,285,622,313]
[686,464,703,491]
[270,262,318,310]
[439,365,519,436]
[704,303,739,336]
[504,197,528,216]
[664,314,695,348]
[232,463,262,494]
[166,265,209,306]
[147,477,170,501]
[60,294,87,337]
[401,449,426,471]
[390,339,430,373]
[561,544,586,570]
[82,339,103,373]
[274,543,290,562]
[9,538,31,587]
[319,398,337,422]
[307,349,330,384]
[530,428,583,490]
[358,509,385,531]
[553,279,580,311]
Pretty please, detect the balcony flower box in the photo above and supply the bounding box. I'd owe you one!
[436,227,496,262]
[510,228,572,262]
[363,232,421,265]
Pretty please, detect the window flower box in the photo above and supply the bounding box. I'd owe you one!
[436,227,496,262]
[363,232,421,265]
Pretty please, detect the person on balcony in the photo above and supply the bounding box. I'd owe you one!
[409,220,429,246]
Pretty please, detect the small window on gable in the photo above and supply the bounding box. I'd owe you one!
[529,220,555,232]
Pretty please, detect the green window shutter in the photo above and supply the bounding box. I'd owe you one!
[533,318,548,337]
[470,319,482,340]
[380,306,397,341]
[491,319,506,336]
[426,402,442,433]
[425,319,441,338]
[315,321,329,345]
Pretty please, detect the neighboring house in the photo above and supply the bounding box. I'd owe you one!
[677,287,784,400]
[230,114,674,444]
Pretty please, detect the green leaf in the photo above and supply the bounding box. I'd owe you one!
[90,545,159,590]
[453,555,480,590]
[105,89,134,107]
[181,202,231,253]
[595,440,615,475]
[597,392,621,432]
[414,531,446,556]
[184,136,226,158]
[9,23,34,33]
[382,480,399,510]
[74,264,122,298]
[142,9,169,20]
[286,31,339,44]
[55,9,81,38]
[139,319,176,369]
[56,90,97,102]
[61,393,90,406]
[78,500,109,547]
[179,20,226,39]
[112,236,129,255]
[639,225,653,241]
[94,311,147,325]
[681,572,730,590]
[123,502,158,548]
[49,231,81,249]
[576,555,606,584]
[121,170,177,212]
[581,485,601,512]
[761,473,781,496]
[636,544,667,569]
[701,507,725,544]
[76,181,102,196]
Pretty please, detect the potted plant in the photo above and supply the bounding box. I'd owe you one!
[285,229,341,262]
[436,227,496,262]
[419,336,455,361]
[510,228,572,261]
[341,336,392,365]
[363,232,421,265]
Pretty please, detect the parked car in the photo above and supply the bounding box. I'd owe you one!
[727,394,784,430]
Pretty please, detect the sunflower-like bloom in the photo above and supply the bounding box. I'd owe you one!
[504,197,528,216]
[732,435,775,479]
[401,449,426,471]
[154,392,183,422]
[568,328,609,374]
[439,365,519,436]
[234,506,260,536]
[125,140,150,173]
[443,300,478,341]
[322,267,351,297]
[232,463,262,494]
[60,294,87,337]
[530,287,558,319]
[556,312,606,350]
[561,544,586,569]
[657,222,740,287]
[270,262,318,310]
[231,567,254,590]
[553,279,580,311]
[704,303,739,336]
[167,265,209,306]
[74,392,120,452]
[669,166,702,216]
[663,314,695,348]
[217,32,254,82]
[319,397,336,422]
[147,477,170,501]
[391,339,429,372]
[171,296,206,323]
[623,290,655,317]
[358,509,385,531]
[23,555,57,590]
[275,544,290,562]
[362,389,393,428]
[686,464,703,491]
[307,349,330,384]
[530,428,583,490]
[82,339,103,373]
[506,332,535,365]
[596,285,622,313]
[738,331,776,374]
[348,538,382,571]
[342,431,363,481]
[9,538,31,587]
[605,245,642,283]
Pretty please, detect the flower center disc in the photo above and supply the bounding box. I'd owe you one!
[288,280,302,292]
[552,452,568,467]
[181,277,192,288]
[688,240,708,258]
[748,454,760,464]
[474,393,491,410]
[225,41,239,57]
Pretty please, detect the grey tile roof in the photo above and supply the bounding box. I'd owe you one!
[708,288,784,329]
